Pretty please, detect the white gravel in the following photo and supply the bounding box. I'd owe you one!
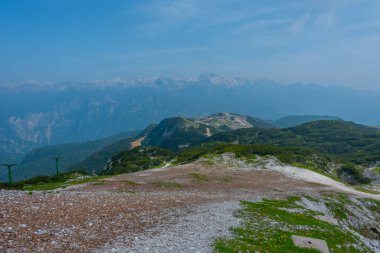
[212,153,380,200]
[102,201,241,253]
[265,160,380,200]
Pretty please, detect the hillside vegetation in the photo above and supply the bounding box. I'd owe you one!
[102,146,175,175]
[0,130,140,182]
[206,120,380,166]
[0,170,107,191]
[143,112,274,150]
[69,124,156,174]
[5,114,380,186]
[102,119,380,185]
[270,115,341,128]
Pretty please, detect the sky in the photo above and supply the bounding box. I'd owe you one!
[1,0,380,90]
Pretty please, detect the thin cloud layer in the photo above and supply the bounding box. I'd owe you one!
[0,0,379,89]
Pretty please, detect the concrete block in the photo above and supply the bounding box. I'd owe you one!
[292,235,330,253]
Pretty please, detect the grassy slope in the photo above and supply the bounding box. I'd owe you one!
[206,120,380,165]
[214,195,376,253]
[0,172,110,191]
[102,146,175,175]
[23,175,109,191]
[11,141,377,191]
[71,137,138,174]
[202,120,380,184]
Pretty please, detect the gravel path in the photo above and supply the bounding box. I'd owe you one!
[101,201,242,253]
[0,190,213,253]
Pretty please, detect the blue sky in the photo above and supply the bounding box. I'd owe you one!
[1,0,380,90]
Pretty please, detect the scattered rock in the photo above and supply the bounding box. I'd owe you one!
[35,229,48,235]
[315,215,339,226]
[104,201,241,253]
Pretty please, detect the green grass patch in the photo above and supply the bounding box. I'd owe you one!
[124,180,140,186]
[202,159,215,166]
[373,167,380,173]
[322,193,351,220]
[189,172,210,182]
[0,170,111,191]
[150,181,183,188]
[245,153,257,161]
[214,196,371,253]
[354,187,380,195]
[103,146,176,175]
[21,174,109,191]
[23,181,67,191]
[361,198,380,213]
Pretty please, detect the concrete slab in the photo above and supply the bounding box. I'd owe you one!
[315,215,339,226]
[292,235,330,253]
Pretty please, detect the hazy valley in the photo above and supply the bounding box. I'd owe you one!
[1,75,379,163]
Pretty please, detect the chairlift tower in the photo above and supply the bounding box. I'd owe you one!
[2,163,17,185]
[52,155,61,177]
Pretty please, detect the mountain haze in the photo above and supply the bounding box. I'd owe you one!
[1,75,380,162]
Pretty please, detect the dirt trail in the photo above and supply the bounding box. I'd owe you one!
[130,137,144,149]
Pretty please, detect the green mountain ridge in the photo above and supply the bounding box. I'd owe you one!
[103,118,379,185]
[69,123,158,174]
[0,130,140,182]
[105,119,380,185]
[71,113,270,174]
[205,120,380,166]
[270,115,342,128]
[71,137,138,175]
[5,113,376,184]
[143,112,274,150]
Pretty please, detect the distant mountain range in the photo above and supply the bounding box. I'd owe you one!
[1,74,380,165]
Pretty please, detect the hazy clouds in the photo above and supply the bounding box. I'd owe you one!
[0,0,379,90]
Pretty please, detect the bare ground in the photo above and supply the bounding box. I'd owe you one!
[0,161,374,252]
